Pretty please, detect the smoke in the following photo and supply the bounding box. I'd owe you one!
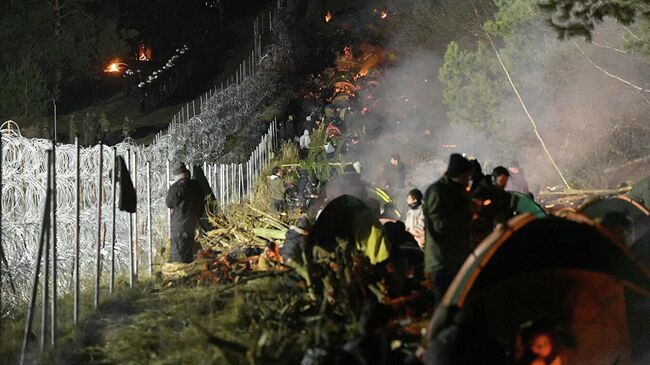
[335,1,650,195]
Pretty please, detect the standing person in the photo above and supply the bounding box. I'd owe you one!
[68,112,78,143]
[122,116,133,139]
[508,160,530,194]
[473,166,516,239]
[268,166,287,213]
[166,162,205,263]
[286,115,296,141]
[385,153,406,192]
[99,113,110,142]
[299,129,311,159]
[296,169,317,209]
[423,153,473,298]
[404,189,425,249]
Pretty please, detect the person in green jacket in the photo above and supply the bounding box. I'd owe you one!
[268,166,287,213]
[423,153,473,299]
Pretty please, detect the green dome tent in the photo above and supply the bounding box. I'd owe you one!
[512,191,546,218]
[425,214,650,365]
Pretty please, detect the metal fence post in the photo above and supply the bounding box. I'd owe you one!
[40,151,52,353]
[73,138,80,322]
[166,159,171,241]
[147,161,153,276]
[128,150,134,288]
[20,150,52,365]
[94,142,103,308]
[50,137,57,346]
[110,147,116,294]
[133,151,139,279]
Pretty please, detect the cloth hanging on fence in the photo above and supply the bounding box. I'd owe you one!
[116,155,137,213]
[191,165,215,200]
[192,164,216,232]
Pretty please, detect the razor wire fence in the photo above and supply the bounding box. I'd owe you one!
[0,1,289,359]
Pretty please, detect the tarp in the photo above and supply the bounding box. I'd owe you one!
[309,195,391,264]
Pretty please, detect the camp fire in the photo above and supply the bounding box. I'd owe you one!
[104,60,121,73]
[325,11,332,23]
[138,43,152,61]
[380,10,388,19]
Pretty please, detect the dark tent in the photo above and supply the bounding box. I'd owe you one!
[579,195,650,265]
[512,191,546,218]
[425,214,650,365]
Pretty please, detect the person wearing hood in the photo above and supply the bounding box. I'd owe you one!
[508,160,530,194]
[286,115,296,140]
[385,153,406,192]
[268,166,287,213]
[166,161,205,263]
[405,189,425,249]
[423,153,473,298]
[299,129,311,159]
[296,169,318,209]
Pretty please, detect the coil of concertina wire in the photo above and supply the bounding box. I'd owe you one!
[0,20,293,309]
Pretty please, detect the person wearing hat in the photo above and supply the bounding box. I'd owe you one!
[166,161,204,263]
[422,153,474,298]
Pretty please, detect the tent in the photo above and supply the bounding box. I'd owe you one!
[425,214,650,365]
[579,195,650,265]
[512,191,546,218]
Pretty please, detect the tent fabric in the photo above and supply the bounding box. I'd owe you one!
[442,214,650,307]
[579,195,650,265]
[512,191,546,218]
[309,195,391,265]
[425,214,650,365]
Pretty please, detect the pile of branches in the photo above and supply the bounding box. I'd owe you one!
[162,202,291,285]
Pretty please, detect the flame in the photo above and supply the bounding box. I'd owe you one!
[483,199,492,206]
[380,10,388,19]
[104,62,120,73]
[138,43,152,61]
[325,11,332,22]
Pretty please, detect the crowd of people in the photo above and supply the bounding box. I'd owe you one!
[161,42,570,364]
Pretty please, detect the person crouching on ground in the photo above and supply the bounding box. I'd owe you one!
[166,161,204,263]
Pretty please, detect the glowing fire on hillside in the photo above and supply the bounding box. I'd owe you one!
[104,62,120,73]
[104,59,128,73]
[325,11,332,23]
[138,43,152,61]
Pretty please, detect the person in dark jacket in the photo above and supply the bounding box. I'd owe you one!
[280,215,311,266]
[385,153,406,192]
[166,161,205,263]
[473,166,516,230]
[508,160,530,194]
[326,165,372,208]
[423,153,473,298]
[296,169,318,209]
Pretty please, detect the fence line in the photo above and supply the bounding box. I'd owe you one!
[0,2,285,360]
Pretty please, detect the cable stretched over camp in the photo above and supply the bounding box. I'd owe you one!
[474,9,572,191]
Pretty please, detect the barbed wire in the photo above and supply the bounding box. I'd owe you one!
[0,19,293,312]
